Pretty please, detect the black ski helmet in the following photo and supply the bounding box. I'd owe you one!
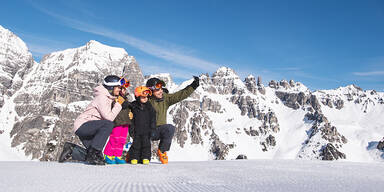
[103,75,122,90]
[146,77,166,90]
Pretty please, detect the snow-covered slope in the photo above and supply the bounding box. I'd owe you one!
[0,25,383,163]
[1,160,384,192]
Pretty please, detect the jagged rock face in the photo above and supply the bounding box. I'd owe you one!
[377,140,384,151]
[298,109,347,160]
[210,131,229,160]
[165,67,281,159]
[244,75,265,95]
[209,67,244,95]
[320,143,346,160]
[9,41,144,161]
[0,26,34,106]
[201,97,222,113]
[273,85,347,160]
[275,92,321,111]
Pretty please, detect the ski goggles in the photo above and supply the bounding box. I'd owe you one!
[150,83,164,91]
[140,89,152,97]
[119,77,130,88]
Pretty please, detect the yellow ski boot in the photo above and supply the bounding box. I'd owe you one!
[142,159,150,165]
[130,159,138,165]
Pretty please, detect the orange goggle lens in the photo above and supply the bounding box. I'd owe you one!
[154,83,163,89]
[141,90,152,96]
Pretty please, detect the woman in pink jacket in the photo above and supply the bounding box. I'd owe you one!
[72,75,128,165]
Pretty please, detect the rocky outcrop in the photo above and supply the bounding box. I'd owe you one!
[299,110,347,160]
[0,25,35,105]
[201,97,222,113]
[230,95,259,118]
[377,139,384,151]
[244,75,265,95]
[275,91,321,111]
[236,154,247,159]
[320,143,346,160]
[210,131,228,160]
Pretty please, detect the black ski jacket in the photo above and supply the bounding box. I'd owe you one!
[130,100,156,136]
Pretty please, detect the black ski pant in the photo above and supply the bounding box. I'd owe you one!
[151,124,175,152]
[75,120,114,151]
[130,135,151,161]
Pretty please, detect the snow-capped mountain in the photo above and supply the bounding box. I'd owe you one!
[0,25,383,162]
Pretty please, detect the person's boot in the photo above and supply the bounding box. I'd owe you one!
[130,159,138,165]
[115,156,126,164]
[142,159,150,165]
[104,155,116,164]
[86,148,105,165]
[58,142,75,163]
[157,149,168,164]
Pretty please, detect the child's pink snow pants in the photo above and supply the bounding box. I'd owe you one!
[103,125,129,157]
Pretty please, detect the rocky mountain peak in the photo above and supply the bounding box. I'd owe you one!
[0,25,34,105]
[0,25,29,54]
[212,67,239,79]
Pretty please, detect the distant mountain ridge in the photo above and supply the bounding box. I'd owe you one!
[0,25,383,162]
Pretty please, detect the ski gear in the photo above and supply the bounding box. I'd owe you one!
[58,142,75,163]
[73,85,121,132]
[71,144,87,161]
[116,96,125,105]
[120,77,130,88]
[142,159,150,165]
[146,78,166,91]
[129,100,156,161]
[157,149,168,164]
[75,120,114,151]
[104,155,116,164]
[149,85,195,126]
[130,100,156,136]
[131,159,138,165]
[130,135,152,161]
[103,75,123,90]
[134,86,152,97]
[104,125,129,157]
[86,147,105,165]
[151,124,175,152]
[115,156,127,164]
[191,76,200,89]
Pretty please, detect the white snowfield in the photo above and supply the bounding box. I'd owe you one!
[1,160,383,192]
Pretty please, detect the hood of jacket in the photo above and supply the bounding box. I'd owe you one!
[94,85,117,100]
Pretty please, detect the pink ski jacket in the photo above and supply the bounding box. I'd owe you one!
[73,85,122,132]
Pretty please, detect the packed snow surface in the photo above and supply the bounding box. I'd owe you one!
[1,160,383,192]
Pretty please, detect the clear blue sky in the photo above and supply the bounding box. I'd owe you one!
[1,0,383,90]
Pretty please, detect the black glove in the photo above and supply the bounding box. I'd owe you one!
[150,129,159,141]
[190,76,200,89]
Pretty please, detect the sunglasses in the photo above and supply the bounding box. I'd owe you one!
[119,77,130,88]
